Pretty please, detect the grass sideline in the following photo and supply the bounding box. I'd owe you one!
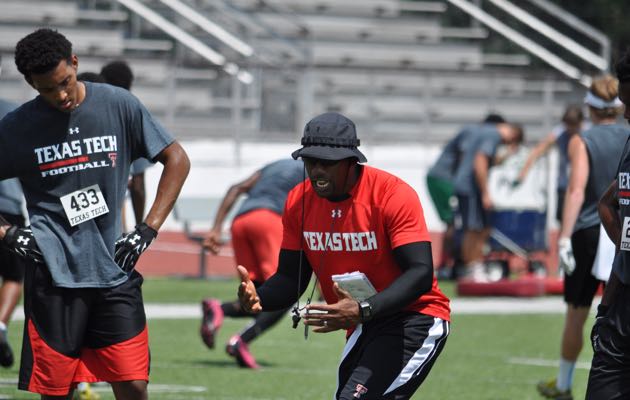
[0,277,595,399]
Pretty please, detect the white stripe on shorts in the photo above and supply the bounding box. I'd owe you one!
[334,323,363,400]
[383,317,448,395]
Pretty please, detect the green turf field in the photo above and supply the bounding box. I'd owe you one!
[0,278,595,399]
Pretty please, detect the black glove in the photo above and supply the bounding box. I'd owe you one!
[590,304,609,353]
[114,223,158,272]
[2,225,44,264]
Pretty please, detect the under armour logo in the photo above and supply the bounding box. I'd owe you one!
[353,384,368,398]
[17,235,30,246]
[69,127,79,135]
[128,234,141,245]
[592,333,600,352]
[331,209,342,218]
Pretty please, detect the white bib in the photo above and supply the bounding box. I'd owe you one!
[60,184,109,227]
[621,216,630,251]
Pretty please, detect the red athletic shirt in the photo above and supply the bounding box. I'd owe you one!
[282,165,450,322]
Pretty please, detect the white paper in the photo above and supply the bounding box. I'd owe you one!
[331,271,377,301]
[592,224,615,281]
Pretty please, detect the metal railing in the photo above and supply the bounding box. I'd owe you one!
[445,0,609,87]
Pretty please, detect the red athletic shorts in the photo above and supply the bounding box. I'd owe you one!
[231,209,283,283]
[19,264,149,396]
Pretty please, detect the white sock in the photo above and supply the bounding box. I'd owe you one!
[556,358,575,391]
[0,322,7,332]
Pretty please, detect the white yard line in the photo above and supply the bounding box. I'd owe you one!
[507,357,591,370]
[10,296,594,321]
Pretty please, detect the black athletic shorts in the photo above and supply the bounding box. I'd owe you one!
[565,225,604,307]
[586,281,630,399]
[457,194,489,231]
[0,212,26,282]
[336,312,449,400]
[19,262,149,396]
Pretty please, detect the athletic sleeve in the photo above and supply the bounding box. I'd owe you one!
[257,249,313,310]
[367,242,434,318]
[382,181,431,248]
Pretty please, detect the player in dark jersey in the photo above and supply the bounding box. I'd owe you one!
[237,112,450,399]
[200,158,304,369]
[537,74,630,400]
[585,50,630,400]
[0,28,190,399]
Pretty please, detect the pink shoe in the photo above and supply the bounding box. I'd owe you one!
[226,335,259,369]
[200,299,224,349]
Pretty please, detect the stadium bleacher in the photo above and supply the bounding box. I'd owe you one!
[0,0,587,142]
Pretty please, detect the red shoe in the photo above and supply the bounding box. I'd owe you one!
[226,335,259,369]
[200,299,224,349]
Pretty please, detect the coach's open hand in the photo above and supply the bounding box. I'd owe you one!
[303,283,361,333]
[237,265,262,313]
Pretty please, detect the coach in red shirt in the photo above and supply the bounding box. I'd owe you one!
[238,112,450,399]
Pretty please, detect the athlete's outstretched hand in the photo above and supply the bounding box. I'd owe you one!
[237,265,262,313]
[202,227,223,255]
[303,283,361,333]
[114,223,158,272]
[2,226,44,264]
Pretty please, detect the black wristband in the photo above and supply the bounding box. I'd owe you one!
[358,300,373,322]
[137,222,158,238]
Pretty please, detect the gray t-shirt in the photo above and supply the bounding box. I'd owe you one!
[130,157,153,176]
[0,82,173,288]
[427,132,463,182]
[236,159,304,217]
[0,179,24,216]
[0,99,24,216]
[453,124,501,195]
[574,124,630,232]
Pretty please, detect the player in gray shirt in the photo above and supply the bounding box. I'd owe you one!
[452,122,523,281]
[0,28,190,398]
[200,158,304,369]
[0,95,26,369]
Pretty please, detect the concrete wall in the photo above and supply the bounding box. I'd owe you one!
[139,139,552,233]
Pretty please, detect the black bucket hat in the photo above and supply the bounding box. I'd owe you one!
[291,112,367,163]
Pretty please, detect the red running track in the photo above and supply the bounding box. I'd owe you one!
[136,231,560,278]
